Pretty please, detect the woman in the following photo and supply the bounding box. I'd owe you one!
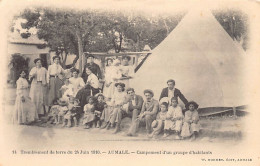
[47,55,65,107]
[69,68,85,97]
[75,66,99,107]
[13,70,37,124]
[29,58,48,116]
[103,58,114,99]
[105,82,127,130]
[118,56,134,89]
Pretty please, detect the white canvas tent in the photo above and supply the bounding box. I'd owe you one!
[130,9,247,108]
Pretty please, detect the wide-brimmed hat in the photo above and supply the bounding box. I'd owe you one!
[185,101,199,110]
[159,97,169,105]
[143,89,154,97]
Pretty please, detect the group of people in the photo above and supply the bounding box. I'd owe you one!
[13,54,200,140]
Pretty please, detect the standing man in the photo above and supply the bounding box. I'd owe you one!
[113,88,144,134]
[128,89,159,136]
[82,54,102,83]
[159,79,188,106]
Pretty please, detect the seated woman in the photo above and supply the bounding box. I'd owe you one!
[105,83,127,131]
[76,66,99,108]
[181,101,200,140]
[69,68,85,97]
[149,102,168,138]
[164,97,184,139]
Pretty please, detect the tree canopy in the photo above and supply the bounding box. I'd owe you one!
[14,8,185,71]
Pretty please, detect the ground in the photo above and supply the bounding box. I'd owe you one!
[2,86,246,149]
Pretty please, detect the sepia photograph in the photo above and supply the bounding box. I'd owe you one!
[0,0,260,165]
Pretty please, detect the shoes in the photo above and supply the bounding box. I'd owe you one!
[106,123,111,130]
[96,122,100,128]
[112,126,120,134]
[126,133,132,136]
[100,122,108,129]
[163,133,170,138]
[84,125,90,129]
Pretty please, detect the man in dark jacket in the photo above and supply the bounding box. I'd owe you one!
[82,55,102,83]
[159,79,188,106]
[113,88,144,134]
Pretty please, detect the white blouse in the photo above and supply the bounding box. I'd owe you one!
[29,67,48,84]
[47,63,65,83]
[87,73,99,89]
[69,77,85,90]
[16,78,29,97]
[111,90,127,106]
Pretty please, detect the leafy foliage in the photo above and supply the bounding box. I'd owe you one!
[213,9,249,50]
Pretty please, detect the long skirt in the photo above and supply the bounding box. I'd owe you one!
[82,112,96,125]
[29,83,47,115]
[75,88,91,108]
[48,77,63,106]
[101,106,113,122]
[13,93,37,124]
[103,82,115,99]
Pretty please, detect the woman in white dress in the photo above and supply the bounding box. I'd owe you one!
[105,82,127,130]
[13,70,37,124]
[29,58,48,116]
[47,55,65,106]
[68,68,85,97]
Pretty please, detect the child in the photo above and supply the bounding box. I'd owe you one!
[63,98,82,127]
[181,101,200,140]
[149,102,168,138]
[13,70,37,124]
[164,97,184,139]
[82,96,96,129]
[49,98,60,124]
[60,78,74,102]
[94,93,107,128]
[57,99,69,124]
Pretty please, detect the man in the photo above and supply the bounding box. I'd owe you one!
[118,56,134,89]
[113,88,144,134]
[127,89,159,136]
[82,55,102,83]
[159,79,188,106]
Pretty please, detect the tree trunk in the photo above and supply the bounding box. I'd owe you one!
[163,19,169,35]
[76,16,83,73]
[76,31,83,73]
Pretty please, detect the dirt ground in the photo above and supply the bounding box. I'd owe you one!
[1,87,246,149]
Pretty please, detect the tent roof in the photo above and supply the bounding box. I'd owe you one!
[130,10,247,108]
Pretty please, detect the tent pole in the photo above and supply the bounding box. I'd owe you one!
[233,107,237,118]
